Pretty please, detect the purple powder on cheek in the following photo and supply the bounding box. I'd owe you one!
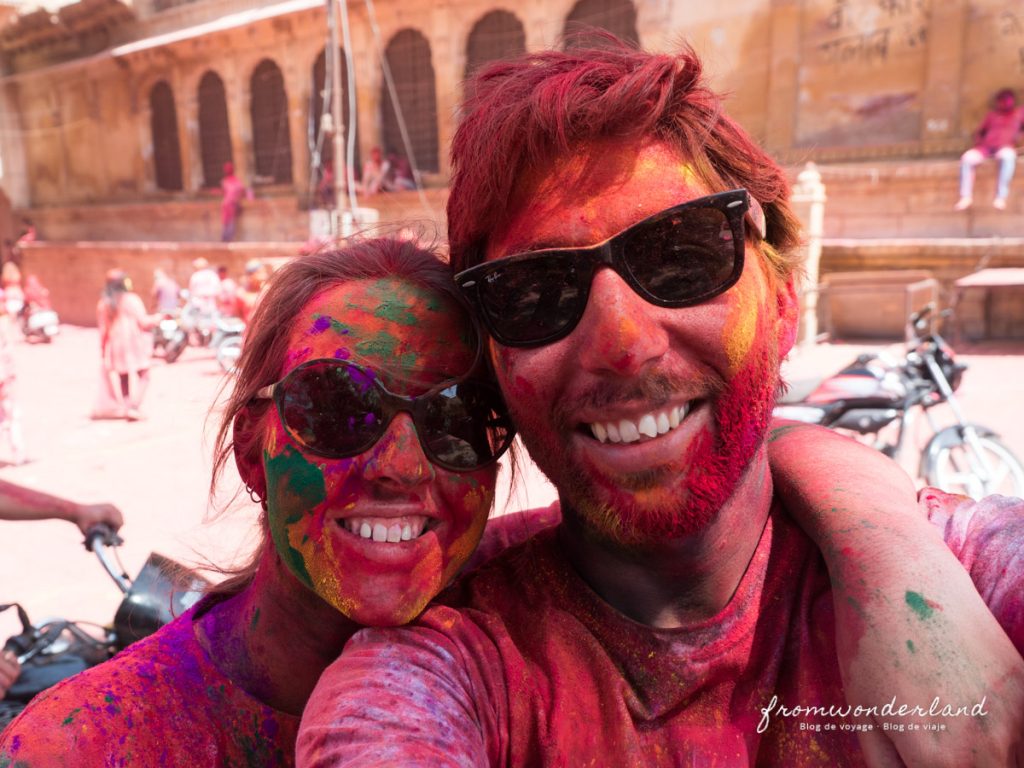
[311,315,332,334]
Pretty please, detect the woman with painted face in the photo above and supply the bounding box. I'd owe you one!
[0,238,537,765]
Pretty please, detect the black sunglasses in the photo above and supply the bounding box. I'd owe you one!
[454,189,765,348]
[255,359,515,472]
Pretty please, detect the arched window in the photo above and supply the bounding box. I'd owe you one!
[311,48,359,174]
[382,29,439,174]
[198,71,232,188]
[465,10,526,90]
[149,80,183,191]
[563,0,639,48]
[250,59,293,184]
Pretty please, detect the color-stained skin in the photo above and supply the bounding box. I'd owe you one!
[487,138,795,547]
[255,278,496,627]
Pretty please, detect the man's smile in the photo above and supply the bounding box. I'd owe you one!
[585,401,694,444]
[571,400,712,477]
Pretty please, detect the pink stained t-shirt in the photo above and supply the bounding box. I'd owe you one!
[298,489,1024,767]
[974,107,1024,154]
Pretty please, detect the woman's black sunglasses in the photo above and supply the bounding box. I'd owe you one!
[454,188,765,348]
[255,359,515,473]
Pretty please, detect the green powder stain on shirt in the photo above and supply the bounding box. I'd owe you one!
[61,707,82,727]
[906,639,916,653]
[905,591,935,620]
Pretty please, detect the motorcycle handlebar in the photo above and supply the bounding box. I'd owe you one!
[84,524,123,552]
[908,302,936,330]
[83,525,131,594]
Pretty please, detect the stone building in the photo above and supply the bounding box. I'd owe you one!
[1,0,1023,337]
[0,0,1021,241]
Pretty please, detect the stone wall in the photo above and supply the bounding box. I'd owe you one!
[817,238,1024,340]
[815,159,1023,239]
[18,240,301,326]
[15,188,448,243]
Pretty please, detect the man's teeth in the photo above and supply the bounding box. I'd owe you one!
[341,516,429,542]
[589,404,689,445]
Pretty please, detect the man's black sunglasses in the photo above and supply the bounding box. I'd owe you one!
[255,359,515,473]
[454,189,766,348]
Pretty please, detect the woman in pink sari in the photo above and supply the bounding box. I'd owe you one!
[94,269,157,421]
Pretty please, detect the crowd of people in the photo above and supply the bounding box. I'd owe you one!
[0,36,1022,767]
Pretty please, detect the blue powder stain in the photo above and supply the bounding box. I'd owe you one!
[333,347,350,359]
[311,315,332,334]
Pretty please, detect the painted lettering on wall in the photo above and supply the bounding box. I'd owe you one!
[813,0,929,67]
[797,0,931,148]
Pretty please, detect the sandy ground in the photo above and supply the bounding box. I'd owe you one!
[0,324,1020,642]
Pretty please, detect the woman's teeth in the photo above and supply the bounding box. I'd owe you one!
[340,516,429,542]
[588,403,690,445]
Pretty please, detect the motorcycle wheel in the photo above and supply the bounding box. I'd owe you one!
[216,336,243,374]
[927,435,1024,499]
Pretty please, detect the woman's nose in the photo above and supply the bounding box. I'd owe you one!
[361,412,435,491]
[574,268,669,376]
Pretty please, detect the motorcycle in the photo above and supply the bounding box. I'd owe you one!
[0,525,209,728]
[215,333,243,374]
[152,314,188,363]
[775,304,1024,499]
[153,291,244,369]
[19,304,59,344]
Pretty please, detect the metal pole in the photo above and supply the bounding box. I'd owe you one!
[326,0,347,227]
[791,162,827,346]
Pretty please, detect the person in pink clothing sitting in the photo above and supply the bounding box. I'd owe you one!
[955,87,1024,211]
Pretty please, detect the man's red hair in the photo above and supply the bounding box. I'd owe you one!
[447,35,803,280]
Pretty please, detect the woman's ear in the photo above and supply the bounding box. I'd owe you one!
[233,406,266,499]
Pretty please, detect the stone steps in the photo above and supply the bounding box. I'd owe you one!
[808,158,1024,238]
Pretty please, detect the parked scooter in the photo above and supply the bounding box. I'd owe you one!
[152,314,188,362]
[0,525,209,728]
[775,304,1024,499]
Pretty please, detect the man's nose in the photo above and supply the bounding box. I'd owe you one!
[575,267,669,376]
[361,413,435,491]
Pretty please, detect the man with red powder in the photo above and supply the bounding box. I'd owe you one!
[298,41,1024,766]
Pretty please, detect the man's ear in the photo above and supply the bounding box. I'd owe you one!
[233,406,266,499]
[776,277,800,358]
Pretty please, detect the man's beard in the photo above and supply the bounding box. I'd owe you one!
[521,342,781,549]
